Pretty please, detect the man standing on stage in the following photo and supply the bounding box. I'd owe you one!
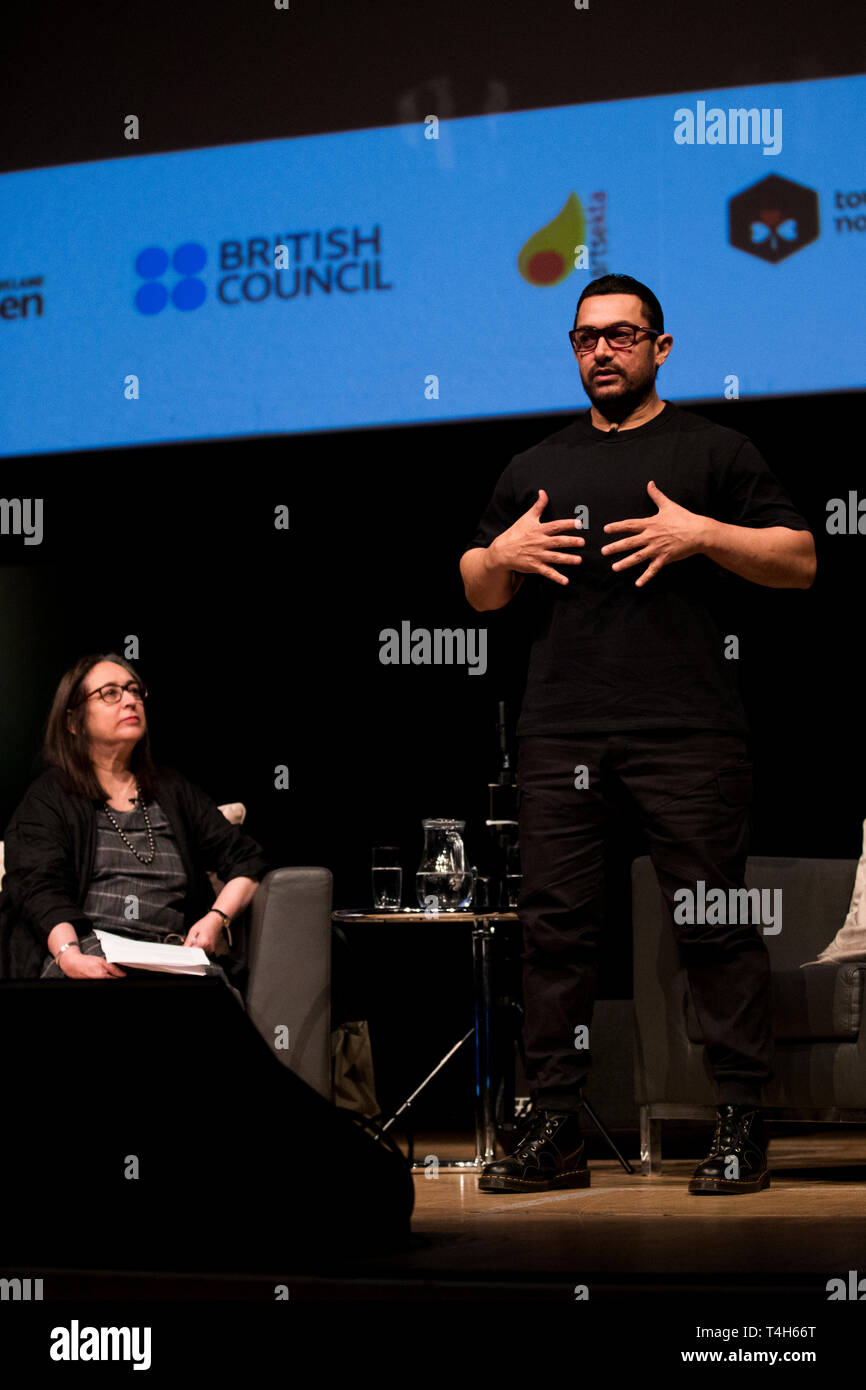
[459,273,816,1195]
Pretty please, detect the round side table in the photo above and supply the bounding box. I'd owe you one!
[332,909,519,1168]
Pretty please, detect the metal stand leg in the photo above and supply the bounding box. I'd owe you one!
[580,1095,634,1174]
[639,1105,662,1175]
[472,917,497,1166]
[378,1028,479,1169]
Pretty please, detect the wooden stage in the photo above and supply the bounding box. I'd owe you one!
[15,1126,866,1303]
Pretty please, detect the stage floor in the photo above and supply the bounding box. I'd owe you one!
[10,1127,866,1302]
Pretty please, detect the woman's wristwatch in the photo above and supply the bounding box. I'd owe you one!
[208,906,232,945]
[55,940,80,966]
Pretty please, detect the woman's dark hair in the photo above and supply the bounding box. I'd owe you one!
[575,274,664,335]
[43,653,158,803]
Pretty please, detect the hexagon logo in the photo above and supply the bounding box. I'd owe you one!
[728,174,819,263]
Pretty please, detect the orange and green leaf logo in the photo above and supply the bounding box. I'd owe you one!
[517,192,586,286]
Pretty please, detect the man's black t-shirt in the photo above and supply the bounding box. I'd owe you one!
[461,401,813,736]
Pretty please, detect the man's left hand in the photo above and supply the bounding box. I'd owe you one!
[601,480,709,587]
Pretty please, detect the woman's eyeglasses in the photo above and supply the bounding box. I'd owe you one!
[73,680,148,707]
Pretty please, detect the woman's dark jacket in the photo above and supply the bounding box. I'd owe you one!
[0,764,269,979]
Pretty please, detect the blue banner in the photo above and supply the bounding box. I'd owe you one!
[1,75,863,455]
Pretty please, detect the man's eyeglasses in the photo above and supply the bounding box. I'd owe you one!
[569,322,661,354]
[73,680,148,707]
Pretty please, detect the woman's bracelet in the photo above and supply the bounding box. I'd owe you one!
[54,940,80,966]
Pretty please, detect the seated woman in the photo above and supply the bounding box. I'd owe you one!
[0,652,268,1000]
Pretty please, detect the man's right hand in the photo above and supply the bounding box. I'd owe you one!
[59,950,126,979]
[489,489,584,586]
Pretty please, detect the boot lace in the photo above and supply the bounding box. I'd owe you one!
[514,1109,562,1157]
[709,1107,754,1155]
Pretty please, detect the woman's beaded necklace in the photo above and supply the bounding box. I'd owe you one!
[102,776,156,865]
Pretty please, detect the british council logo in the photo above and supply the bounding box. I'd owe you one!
[134,243,207,313]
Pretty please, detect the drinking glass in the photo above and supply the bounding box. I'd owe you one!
[372,846,402,910]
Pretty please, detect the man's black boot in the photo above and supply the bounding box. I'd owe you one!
[478,1107,590,1193]
[688,1103,770,1194]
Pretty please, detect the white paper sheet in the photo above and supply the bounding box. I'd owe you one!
[94,929,210,975]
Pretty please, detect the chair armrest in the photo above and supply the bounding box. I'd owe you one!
[245,867,333,1101]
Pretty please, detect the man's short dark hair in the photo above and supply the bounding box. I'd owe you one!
[574,274,664,335]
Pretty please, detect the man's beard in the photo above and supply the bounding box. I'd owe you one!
[585,366,657,423]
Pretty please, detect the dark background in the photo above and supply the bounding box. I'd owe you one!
[2,0,864,1129]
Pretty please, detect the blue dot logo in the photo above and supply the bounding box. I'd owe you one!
[134,242,207,313]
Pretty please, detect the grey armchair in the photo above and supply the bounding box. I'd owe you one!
[205,806,333,1102]
[239,866,333,1103]
[632,853,865,1174]
[0,826,334,1101]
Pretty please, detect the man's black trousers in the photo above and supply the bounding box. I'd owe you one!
[516,729,774,1111]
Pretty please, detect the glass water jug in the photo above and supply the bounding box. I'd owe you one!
[415,817,473,912]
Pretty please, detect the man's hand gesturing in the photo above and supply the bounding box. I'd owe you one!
[489,489,584,587]
[601,480,708,587]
